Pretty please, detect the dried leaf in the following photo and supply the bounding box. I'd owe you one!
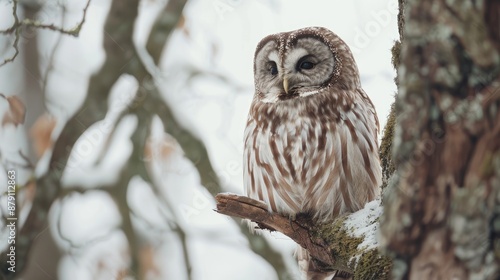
[177,14,190,38]
[139,245,160,279]
[144,134,177,162]
[2,95,26,127]
[29,113,56,158]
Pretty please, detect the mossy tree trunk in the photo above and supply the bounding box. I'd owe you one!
[380,0,500,279]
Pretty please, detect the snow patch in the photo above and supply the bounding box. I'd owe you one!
[344,199,383,253]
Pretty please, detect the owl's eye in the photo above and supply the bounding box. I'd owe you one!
[297,55,316,71]
[268,61,278,75]
[299,61,315,70]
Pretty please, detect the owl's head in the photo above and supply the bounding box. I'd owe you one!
[253,27,360,103]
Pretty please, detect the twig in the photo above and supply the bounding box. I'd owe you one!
[0,0,91,66]
[2,0,91,36]
[0,0,19,35]
[0,0,20,66]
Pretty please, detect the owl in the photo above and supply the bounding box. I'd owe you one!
[243,27,382,280]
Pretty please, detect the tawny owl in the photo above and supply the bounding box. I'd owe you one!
[243,27,382,280]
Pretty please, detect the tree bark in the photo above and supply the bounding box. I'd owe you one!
[380,0,500,279]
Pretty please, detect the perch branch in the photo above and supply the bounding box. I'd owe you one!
[215,193,335,267]
[215,193,393,279]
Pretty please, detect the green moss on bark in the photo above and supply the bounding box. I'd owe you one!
[380,102,396,189]
[314,216,392,279]
[391,41,401,72]
[354,249,392,280]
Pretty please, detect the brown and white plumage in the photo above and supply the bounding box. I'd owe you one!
[243,27,381,279]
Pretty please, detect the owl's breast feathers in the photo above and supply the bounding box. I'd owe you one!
[243,89,381,222]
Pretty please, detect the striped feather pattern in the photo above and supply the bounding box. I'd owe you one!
[244,87,381,222]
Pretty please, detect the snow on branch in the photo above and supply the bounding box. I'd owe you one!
[215,193,392,279]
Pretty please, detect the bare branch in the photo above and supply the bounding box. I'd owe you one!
[0,0,20,66]
[0,0,91,66]
[0,0,19,34]
[19,0,90,37]
[0,26,21,67]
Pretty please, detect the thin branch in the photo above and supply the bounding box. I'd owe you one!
[0,0,20,66]
[0,0,19,34]
[2,0,91,36]
[0,33,19,66]
[0,0,91,66]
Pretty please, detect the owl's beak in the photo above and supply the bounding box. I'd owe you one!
[283,77,289,94]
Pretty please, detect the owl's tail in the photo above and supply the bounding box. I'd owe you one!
[297,247,351,280]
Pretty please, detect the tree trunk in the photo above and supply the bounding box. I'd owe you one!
[380,0,500,279]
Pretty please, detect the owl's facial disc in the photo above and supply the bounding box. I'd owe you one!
[254,37,335,103]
